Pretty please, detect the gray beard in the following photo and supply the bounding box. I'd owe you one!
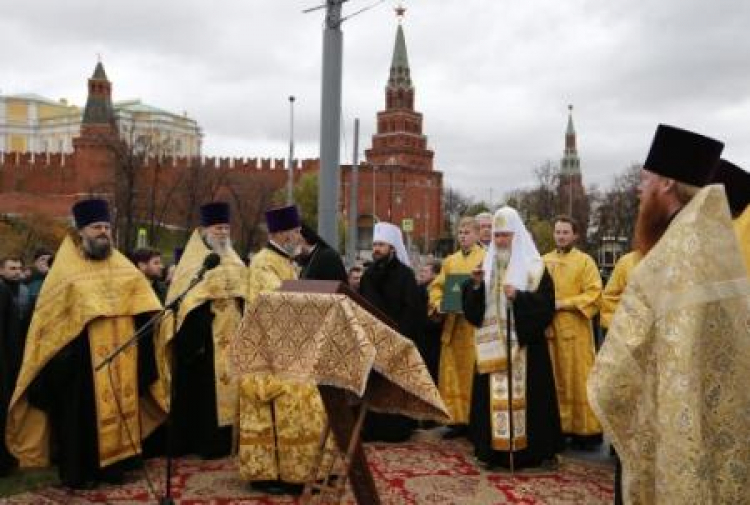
[82,235,112,260]
[281,242,297,256]
[494,248,511,270]
[206,235,232,256]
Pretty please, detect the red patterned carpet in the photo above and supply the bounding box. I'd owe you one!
[3,435,614,504]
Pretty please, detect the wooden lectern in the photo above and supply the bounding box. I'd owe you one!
[279,280,391,505]
[232,280,448,505]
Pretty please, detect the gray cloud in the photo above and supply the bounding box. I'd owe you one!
[2,0,749,200]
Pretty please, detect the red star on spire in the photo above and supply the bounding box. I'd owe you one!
[395,4,406,20]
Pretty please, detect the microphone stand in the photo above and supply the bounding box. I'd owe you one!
[94,272,207,373]
[161,311,177,505]
[94,270,210,505]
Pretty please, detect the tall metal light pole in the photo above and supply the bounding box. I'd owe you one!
[424,187,429,253]
[371,164,377,219]
[318,0,344,246]
[287,95,296,205]
[346,118,359,265]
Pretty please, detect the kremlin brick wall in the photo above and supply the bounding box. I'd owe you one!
[0,150,444,251]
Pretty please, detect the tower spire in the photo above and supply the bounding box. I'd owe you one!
[561,104,580,175]
[395,3,406,21]
[566,104,575,136]
[82,60,115,126]
[73,60,121,193]
[366,8,433,171]
[388,8,412,90]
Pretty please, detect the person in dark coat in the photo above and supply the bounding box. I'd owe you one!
[0,281,20,476]
[130,248,167,302]
[359,222,426,443]
[296,223,348,283]
[417,260,442,384]
[0,256,33,403]
[461,206,562,469]
[26,249,52,308]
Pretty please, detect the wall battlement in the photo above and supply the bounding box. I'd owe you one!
[0,150,325,203]
[0,150,323,173]
[0,151,75,169]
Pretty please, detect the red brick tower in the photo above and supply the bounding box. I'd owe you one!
[72,61,121,193]
[365,10,434,171]
[351,6,442,252]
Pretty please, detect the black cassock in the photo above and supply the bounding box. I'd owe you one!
[0,282,21,475]
[461,269,563,468]
[418,283,442,384]
[169,302,233,459]
[27,313,159,488]
[359,256,426,442]
[298,244,348,283]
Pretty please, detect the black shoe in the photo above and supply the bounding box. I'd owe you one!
[540,457,560,471]
[250,480,295,495]
[97,462,127,486]
[118,457,144,472]
[280,482,304,495]
[64,479,98,490]
[98,471,124,486]
[443,425,468,440]
[420,420,438,430]
[581,440,602,452]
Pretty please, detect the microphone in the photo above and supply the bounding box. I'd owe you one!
[96,253,222,371]
[193,252,221,281]
[161,253,221,312]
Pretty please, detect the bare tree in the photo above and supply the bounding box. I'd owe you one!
[100,129,148,253]
[589,163,641,249]
[504,160,560,224]
[142,136,179,246]
[442,186,475,232]
[174,158,229,241]
[224,172,276,255]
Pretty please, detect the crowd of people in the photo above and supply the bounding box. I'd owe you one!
[0,122,748,504]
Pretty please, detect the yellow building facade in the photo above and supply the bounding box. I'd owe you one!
[0,93,202,156]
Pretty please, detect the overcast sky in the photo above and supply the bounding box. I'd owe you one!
[3,0,749,201]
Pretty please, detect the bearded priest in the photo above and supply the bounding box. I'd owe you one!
[6,199,166,489]
[589,125,750,504]
[239,205,329,495]
[462,206,562,469]
[160,202,247,459]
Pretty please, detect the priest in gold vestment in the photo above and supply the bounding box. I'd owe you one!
[590,124,750,504]
[600,251,641,330]
[543,217,602,446]
[428,216,485,436]
[462,206,562,469]
[734,201,750,275]
[6,199,166,489]
[239,205,328,495]
[158,202,247,459]
[710,158,750,276]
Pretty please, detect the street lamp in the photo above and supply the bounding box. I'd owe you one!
[287,95,295,205]
[371,164,377,220]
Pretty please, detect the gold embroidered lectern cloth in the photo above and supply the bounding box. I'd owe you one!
[231,292,449,422]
